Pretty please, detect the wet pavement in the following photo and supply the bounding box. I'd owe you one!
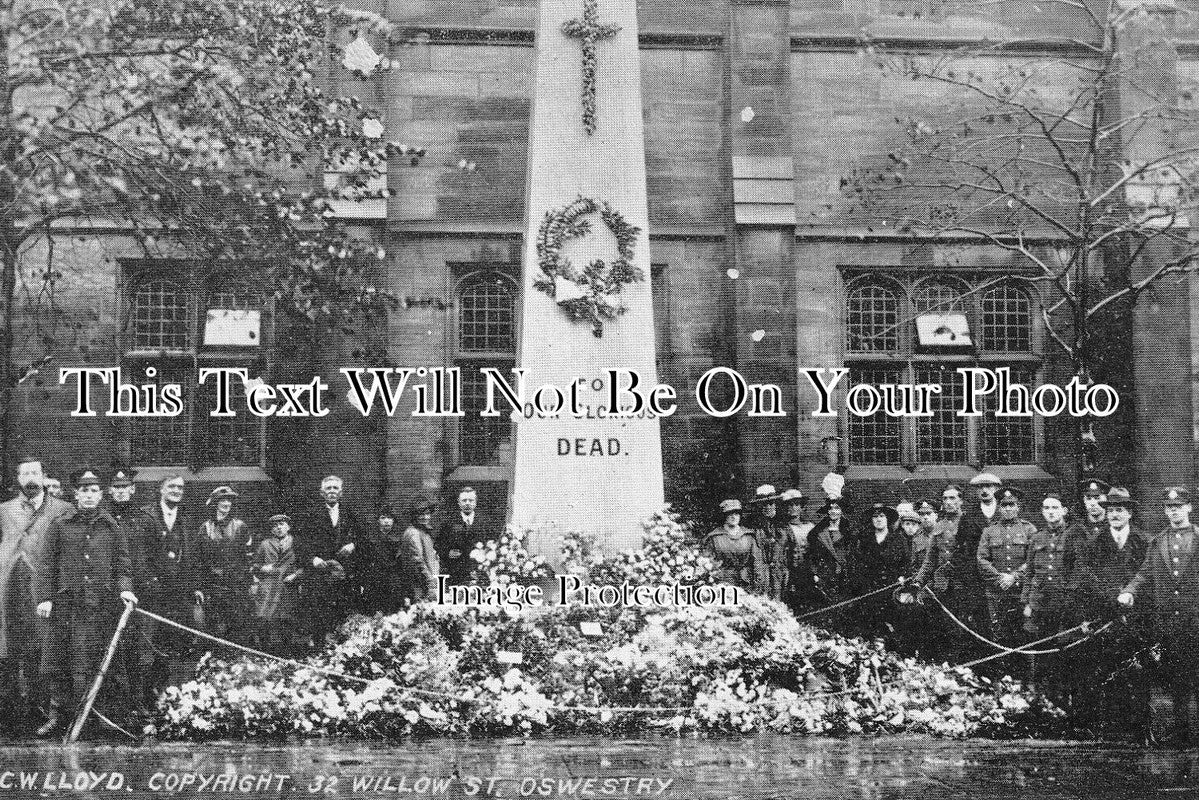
[0,737,1195,799]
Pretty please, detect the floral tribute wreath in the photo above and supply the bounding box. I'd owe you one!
[533,196,643,337]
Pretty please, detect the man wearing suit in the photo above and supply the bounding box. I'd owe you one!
[297,475,365,640]
[1079,487,1150,740]
[0,456,72,727]
[1119,487,1199,745]
[139,474,205,702]
[437,487,487,587]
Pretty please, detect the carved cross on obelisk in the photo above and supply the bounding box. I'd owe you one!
[510,0,663,551]
[560,0,620,135]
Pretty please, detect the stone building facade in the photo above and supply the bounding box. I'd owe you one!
[10,0,1197,534]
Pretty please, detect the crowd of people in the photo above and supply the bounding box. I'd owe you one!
[0,458,492,737]
[5,451,1198,745]
[703,474,1199,744]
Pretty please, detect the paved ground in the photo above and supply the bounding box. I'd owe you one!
[0,736,1194,799]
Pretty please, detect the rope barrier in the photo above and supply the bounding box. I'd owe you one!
[793,581,903,621]
[922,587,1103,656]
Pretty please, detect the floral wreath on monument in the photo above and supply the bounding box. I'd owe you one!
[534,196,643,337]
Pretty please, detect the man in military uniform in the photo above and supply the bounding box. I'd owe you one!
[106,467,153,715]
[977,487,1036,649]
[1022,493,1078,696]
[33,469,137,736]
[0,456,72,727]
[139,474,204,702]
[1119,487,1199,745]
[1071,480,1110,548]
[904,485,985,662]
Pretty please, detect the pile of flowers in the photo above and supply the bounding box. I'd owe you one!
[155,507,1063,740]
[469,525,553,586]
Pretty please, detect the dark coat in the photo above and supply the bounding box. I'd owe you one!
[806,517,855,600]
[297,505,366,588]
[137,502,203,618]
[1079,524,1149,620]
[36,508,133,680]
[1124,525,1199,653]
[854,530,911,592]
[34,509,132,608]
[436,515,489,587]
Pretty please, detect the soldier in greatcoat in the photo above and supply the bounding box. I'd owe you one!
[34,469,137,736]
[105,466,153,716]
[977,486,1036,649]
[1119,487,1199,745]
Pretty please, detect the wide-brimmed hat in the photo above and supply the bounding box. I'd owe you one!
[1079,479,1111,498]
[377,504,397,520]
[70,468,101,489]
[817,497,851,515]
[779,488,807,506]
[719,499,743,515]
[749,484,782,504]
[411,498,437,516]
[865,502,899,526]
[1100,487,1139,509]
[206,486,239,506]
[969,472,1003,487]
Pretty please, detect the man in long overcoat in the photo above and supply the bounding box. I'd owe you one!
[1119,486,1199,745]
[138,474,205,700]
[0,456,71,724]
[34,469,137,736]
[296,475,366,640]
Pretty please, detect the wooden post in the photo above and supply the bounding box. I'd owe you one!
[65,600,135,744]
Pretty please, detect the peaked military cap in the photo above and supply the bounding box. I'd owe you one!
[268,513,291,525]
[997,486,1024,504]
[70,468,101,488]
[1079,479,1111,498]
[915,499,938,514]
[1163,487,1191,506]
[109,466,137,487]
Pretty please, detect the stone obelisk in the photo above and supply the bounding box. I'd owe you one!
[509,0,664,551]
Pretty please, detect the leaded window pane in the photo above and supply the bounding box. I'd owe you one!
[846,283,900,353]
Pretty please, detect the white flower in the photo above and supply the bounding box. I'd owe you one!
[342,36,382,74]
[362,118,385,139]
[554,276,587,303]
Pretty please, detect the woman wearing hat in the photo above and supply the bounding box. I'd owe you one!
[199,486,252,641]
[852,503,910,642]
[251,513,301,652]
[747,485,786,599]
[704,500,767,593]
[779,489,816,612]
[806,496,856,612]
[359,505,408,614]
[397,499,440,603]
